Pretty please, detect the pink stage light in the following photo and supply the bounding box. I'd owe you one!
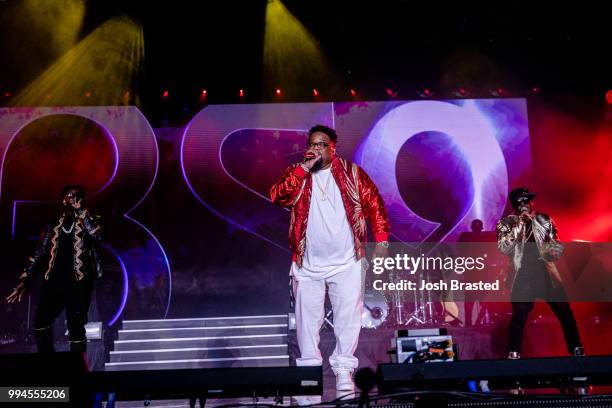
[199,89,208,104]
[385,88,398,97]
[417,88,433,98]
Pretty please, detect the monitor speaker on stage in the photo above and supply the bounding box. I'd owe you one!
[395,328,455,364]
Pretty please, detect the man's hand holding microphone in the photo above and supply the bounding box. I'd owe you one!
[300,150,322,172]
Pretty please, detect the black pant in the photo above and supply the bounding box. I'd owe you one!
[507,254,582,354]
[507,301,581,354]
[33,278,93,353]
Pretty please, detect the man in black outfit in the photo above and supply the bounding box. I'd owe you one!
[6,185,102,353]
[496,187,583,359]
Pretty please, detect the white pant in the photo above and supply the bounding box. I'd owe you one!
[292,261,364,373]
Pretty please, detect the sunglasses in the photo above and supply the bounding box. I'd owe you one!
[513,197,532,208]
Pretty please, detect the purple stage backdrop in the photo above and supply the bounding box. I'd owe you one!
[0,99,530,324]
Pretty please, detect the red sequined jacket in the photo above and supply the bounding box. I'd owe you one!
[270,157,390,266]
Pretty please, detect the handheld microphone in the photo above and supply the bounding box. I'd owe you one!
[303,151,316,162]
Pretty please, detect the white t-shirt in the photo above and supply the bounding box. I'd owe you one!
[291,167,358,280]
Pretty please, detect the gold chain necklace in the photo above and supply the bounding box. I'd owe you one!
[313,171,333,201]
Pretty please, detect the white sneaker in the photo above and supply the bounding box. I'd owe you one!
[291,395,322,406]
[335,369,355,392]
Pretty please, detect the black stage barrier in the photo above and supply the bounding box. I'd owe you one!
[88,365,322,401]
[378,355,612,391]
[0,353,321,406]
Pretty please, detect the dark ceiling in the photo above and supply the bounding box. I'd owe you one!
[1,0,609,124]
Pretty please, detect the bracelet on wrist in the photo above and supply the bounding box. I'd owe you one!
[376,241,389,248]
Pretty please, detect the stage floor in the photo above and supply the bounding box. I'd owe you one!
[2,310,611,406]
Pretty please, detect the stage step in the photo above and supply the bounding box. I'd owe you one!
[105,355,290,371]
[121,314,288,330]
[106,315,290,371]
[113,334,288,351]
[109,344,288,362]
[117,324,287,340]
